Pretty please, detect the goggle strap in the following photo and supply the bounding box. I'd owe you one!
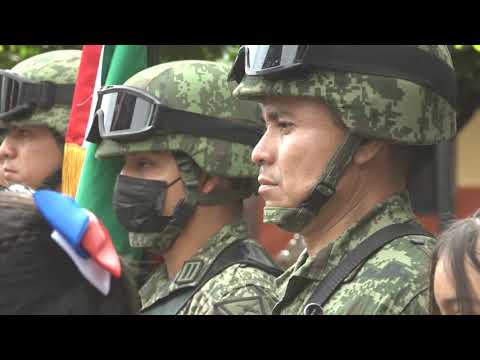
[23,82,75,108]
[301,133,364,215]
[155,108,263,146]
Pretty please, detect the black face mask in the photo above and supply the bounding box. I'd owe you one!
[112,174,181,233]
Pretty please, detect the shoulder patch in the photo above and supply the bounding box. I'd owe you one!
[213,296,267,315]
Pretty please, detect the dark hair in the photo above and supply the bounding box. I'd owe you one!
[430,210,480,314]
[0,191,135,315]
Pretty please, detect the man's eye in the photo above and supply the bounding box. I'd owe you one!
[277,121,294,131]
[278,121,292,128]
[17,129,29,137]
[137,159,152,168]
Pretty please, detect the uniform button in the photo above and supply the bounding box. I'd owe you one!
[410,237,426,245]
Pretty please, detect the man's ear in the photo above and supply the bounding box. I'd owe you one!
[353,140,386,166]
[200,175,222,194]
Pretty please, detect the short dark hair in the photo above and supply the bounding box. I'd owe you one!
[430,210,480,314]
[0,191,134,314]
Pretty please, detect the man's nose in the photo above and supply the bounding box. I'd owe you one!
[251,131,275,166]
[0,136,17,160]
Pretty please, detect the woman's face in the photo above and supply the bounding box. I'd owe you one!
[434,246,480,315]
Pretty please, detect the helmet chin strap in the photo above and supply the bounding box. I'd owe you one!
[263,132,364,233]
[128,152,200,253]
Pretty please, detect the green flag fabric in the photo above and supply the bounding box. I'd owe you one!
[76,45,148,259]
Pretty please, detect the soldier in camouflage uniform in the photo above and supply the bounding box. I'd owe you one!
[93,60,281,315]
[0,50,81,190]
[229,45,457,315]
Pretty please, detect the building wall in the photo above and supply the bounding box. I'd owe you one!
[456,110,480,219]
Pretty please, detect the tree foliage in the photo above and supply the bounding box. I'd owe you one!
[0,45,82,68]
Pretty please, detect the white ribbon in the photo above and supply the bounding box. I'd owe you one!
[51,230,111,296]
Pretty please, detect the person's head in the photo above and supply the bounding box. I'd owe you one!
[93,60,263,255]
[230,45,457,234]
[432,211,480,315]
[0,50,81,190]
[0,188,133,314]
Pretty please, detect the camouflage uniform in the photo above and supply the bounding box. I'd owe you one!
[96,61,279,315]
[232,45,457,315]
[139,222,278,315]
[273,192,433,315]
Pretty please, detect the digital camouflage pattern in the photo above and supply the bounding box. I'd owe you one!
[139,222,278,315]
[233,45,456,146]
[96,60,263,179]
[3,50,81,135]
[96,134,258,179]
[273,192,435,315]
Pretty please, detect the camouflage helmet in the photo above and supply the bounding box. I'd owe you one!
[96,60,263,179]
[4,50,81,136]
[233,45,456,146]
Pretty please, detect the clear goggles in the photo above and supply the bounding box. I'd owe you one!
[87,85,264,146]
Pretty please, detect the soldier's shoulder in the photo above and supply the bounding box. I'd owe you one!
[201,263,278,299]
[186,263,278,315]
[374,232,436,270]
[325,233,435,314]
[357,232,435,287]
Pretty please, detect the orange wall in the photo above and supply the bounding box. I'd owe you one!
[418,188,480,235]
[457,110,480,189]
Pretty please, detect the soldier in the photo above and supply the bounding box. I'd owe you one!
[0,50,81,190]
[229,45,457,315]
[91,60,281,315]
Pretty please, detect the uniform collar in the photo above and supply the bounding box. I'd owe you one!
[139,220,249,310]
[279,191,416,285]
